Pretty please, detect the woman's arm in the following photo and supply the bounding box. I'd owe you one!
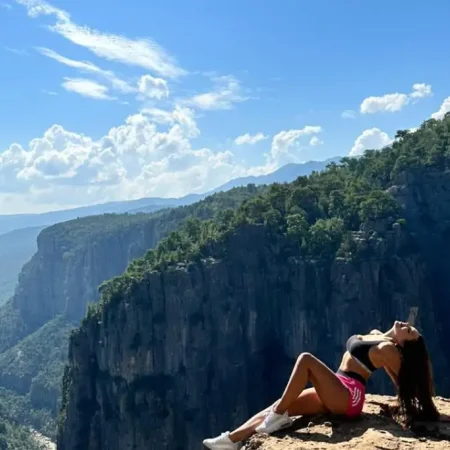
[369,329,383,335]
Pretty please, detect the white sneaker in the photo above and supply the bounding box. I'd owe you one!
[255,408,293,434]
[203,431,242,450]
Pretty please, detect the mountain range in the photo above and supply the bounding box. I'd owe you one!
[0,158,337,305]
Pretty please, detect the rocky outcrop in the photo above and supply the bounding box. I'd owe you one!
[57,212,450,450]
[245,395,450,450]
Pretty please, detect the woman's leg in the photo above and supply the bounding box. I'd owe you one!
[228,388,326,443]
[274,352,349,414]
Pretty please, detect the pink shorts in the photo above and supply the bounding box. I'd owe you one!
[336,374,366,417]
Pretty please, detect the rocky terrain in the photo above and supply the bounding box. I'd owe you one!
[245,395,450,450]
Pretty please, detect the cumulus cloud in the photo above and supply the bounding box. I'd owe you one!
[309,136,324,146]
[431,97,450,120]
[349,128,393,157]
[16,0,185,78]
[234,133,268,145]
[360,93,409,114]
[360,83,433,114]
[182,75,248,110]
[37,47,135,93]
[410,83,432,99]
[269,126,322,168]
[0,106,252,212]
[138,75,169,100]
[62,78,113,100]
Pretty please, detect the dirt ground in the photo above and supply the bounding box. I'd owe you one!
[244,395,450,450]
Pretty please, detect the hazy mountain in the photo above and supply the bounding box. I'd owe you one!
[0,159,338,235]
[210,157,340,194]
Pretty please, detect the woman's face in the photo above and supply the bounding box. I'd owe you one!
[393,320,420,344]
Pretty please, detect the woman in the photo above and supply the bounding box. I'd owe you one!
[203,320,439,450]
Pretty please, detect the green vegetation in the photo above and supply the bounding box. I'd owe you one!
[0,316,73,441]
[0,316,73,413]
[0,400,49,450]
[0,389,55,443]
[90,115,450,319]
[37,184,264,253]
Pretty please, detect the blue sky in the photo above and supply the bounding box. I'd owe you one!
[1,0,450,214]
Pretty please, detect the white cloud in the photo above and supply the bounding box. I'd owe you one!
[309,136,324,146]
[62,78,113,100]
[37,47,135,93]
[234,133,268,145]
[0,105,253,212]
[349,128,393,157]
[341,110,356,119]
[269,126,322,168]
[410,83,432,99]
[360,83,433,114]
[16,0,185,78]
[431,97,450,120]
[360,93,409,114]
[182,75,248,110]
[138,75,169,100]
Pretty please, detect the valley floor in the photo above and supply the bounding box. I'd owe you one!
[244,395,450,449]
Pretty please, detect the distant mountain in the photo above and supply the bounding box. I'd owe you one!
[0,197,200,236]
[210,157,341,193]
[0,159,339,236]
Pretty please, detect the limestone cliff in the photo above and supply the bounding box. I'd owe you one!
[245,395,450,450]
[57,218,449,450]
[12,214,166,333]
[57,155,450,450]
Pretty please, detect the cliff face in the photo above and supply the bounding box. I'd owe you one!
[58,186,450,450]
[57,169,450,450]
[12,218,164,332]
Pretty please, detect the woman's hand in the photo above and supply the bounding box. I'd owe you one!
[369,329,383,335]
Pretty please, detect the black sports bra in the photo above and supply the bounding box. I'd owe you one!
[346,335,383,373]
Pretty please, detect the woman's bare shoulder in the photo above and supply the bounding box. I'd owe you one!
[371,341,401,369]
[375,341,401,359]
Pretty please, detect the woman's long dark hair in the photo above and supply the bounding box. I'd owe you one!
[395,336,440,426]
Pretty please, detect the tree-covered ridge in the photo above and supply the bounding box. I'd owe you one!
[88,115,450,317]
[37,184,265,254]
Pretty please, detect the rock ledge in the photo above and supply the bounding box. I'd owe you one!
[245,395,450,449]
